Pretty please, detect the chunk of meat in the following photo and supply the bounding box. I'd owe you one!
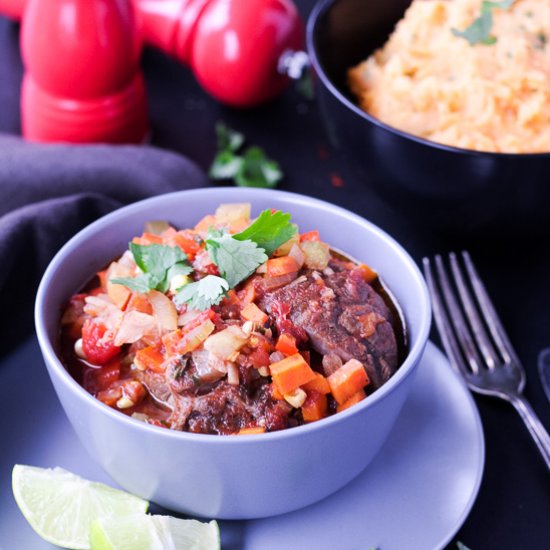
[260,267,398,388]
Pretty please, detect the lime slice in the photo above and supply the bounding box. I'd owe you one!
[89,513,220,550]
[12,465,148,549]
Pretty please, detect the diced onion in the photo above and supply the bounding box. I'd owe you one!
[300,241,331,270]
[115,311,156,346]
[227,364,240,386]
[288,243,305,270]
[204,326,249,360]
[262,272,298,291]
[148,289,178,331]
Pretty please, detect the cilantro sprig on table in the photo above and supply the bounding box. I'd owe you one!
[209,123,283,189]
[111,210,297,311]
[451,0,514,46]
[111,242,192,293]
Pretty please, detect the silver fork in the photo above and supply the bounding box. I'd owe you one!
[423,251,550,471]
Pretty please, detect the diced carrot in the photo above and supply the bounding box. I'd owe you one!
[126,292,153,315]
[327,359,369,405]
[107,280,131,310]
[302,391,328,422]
[162,329,182,357]
[241,302,268,325]
[275,333,298,356]
[302,372,330,395]
[132,232,164,245]
[300,230,320,242]
[237,426,266,435]
[357,264,378,283]
[194,214,217,233]
[270,353,317,395]
[299,350,311,364]
[237,277,258,305]
[336,389,366,412]
[266,256,299,277]
[271,382,284,400]
[134,346,165,373]
[226,289,240,305]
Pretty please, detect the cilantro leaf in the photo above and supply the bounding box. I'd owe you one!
[209,150,244,180]
[206,234,267,288]
[235,147,282,189]
[174,275,229,310]
[452,10,495,45]
[209,123,283,189]
[216,122,244,152]
[111,242,192,294]
[451,0,515,45]
[233,210,297,256]
[110,274,155,294]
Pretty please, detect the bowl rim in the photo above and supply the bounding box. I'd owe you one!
[306,0,550,159]
[35,187,431,444]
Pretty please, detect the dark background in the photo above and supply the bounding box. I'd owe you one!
[1,0,549,548]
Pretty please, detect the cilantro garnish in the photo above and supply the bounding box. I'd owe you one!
[111,242,192,293]
[233,209,297,256]
[209,123,283,188]
[206,233,268,288]
[116,209,297,311]
[451,0,515,46]
[174,276,229,310]
[177,209,296,310]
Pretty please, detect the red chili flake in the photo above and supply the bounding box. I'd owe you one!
[330,173,344,188]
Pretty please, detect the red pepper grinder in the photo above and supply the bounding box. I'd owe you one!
[20,0,148,143]
[136,0,304,107]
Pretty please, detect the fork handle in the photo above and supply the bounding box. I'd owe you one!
[510,395,550,471]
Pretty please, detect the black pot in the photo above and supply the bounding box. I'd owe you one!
[306,0,550,235]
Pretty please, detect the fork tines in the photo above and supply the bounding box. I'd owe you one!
[422,251,520,378]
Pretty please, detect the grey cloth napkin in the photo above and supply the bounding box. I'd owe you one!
[0,134,209,355]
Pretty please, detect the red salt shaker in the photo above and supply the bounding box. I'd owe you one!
[20,0,148,143]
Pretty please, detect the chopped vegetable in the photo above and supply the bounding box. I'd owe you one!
[302,372,331,395]
[275,333,299,356]
[336,389,366,412]
[81,320,121,365]
[327,359,370,405]
[241,302,268,325]
[204,325,249,361]
[134,346,165,373]
[178,319,216,354]
[300,240,331,270]
[270,353,317,394]
[266,256,299,278]
[302,391,328,422]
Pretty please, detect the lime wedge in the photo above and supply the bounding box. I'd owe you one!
[89,513,220,550]
[12,465,148,549]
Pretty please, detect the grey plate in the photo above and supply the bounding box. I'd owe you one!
[0,340,483,550]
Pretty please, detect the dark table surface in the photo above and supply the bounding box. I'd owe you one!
[1,1,549,549]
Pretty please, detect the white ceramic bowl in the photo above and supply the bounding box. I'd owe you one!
[35,188,431,519]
